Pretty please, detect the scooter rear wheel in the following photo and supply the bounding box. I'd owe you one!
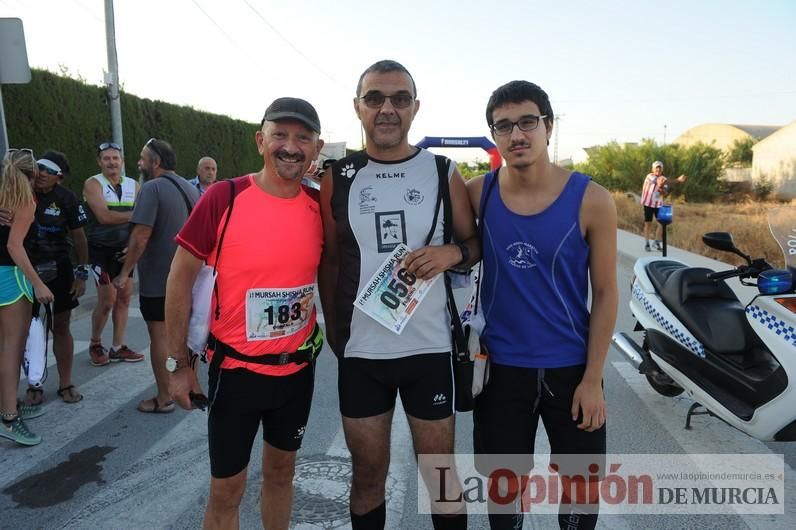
[645,373,685,397]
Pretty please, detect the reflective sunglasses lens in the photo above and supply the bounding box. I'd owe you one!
[363,93,386,108]
[391,95,412,108]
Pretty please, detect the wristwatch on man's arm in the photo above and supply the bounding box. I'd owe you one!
[165,356,189,373]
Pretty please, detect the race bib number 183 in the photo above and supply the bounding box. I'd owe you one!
[245,284,315,341]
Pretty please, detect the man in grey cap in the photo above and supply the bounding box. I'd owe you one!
[165,97,325,528]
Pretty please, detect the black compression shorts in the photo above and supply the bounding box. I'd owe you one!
[207,364,315,478]
[338,352,453,420]
[473,363,606,476]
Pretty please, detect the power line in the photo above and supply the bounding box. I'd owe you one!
[190,0,267,72]
[240,0,347,91]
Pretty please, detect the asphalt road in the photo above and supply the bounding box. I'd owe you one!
[0,236,794,529]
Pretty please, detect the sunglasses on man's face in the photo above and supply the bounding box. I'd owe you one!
[36,163,62,177]
[359,92,414,109]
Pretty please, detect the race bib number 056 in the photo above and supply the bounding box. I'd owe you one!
[354,244,439,334]
[245,284,315,341]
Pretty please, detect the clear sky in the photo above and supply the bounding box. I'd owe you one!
[2,0,795,164]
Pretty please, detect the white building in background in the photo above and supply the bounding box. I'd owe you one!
[674,123,781,152]
[571,146,603,165]
[320,141,346,161]
[752,121,796,199]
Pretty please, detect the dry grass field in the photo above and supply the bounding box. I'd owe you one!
[614,193,792,269]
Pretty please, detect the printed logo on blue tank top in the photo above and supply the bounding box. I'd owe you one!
[507,241,539,269]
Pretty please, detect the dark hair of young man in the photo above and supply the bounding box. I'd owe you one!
[485,80,554,130]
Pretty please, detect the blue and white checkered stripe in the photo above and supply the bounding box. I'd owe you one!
[632,284,706,358]
[746,304,796,348]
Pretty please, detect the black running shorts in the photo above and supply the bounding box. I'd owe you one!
[89,245,131,286]
[45,259,79,315]
[643,205,659,223]
[139,296,165,322]
[338,352,453,420]
[473,363,606,477]
[207,364,315,479]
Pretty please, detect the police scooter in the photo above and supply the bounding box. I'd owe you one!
[612,206,796,441]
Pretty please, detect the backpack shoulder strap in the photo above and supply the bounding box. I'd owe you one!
[433,154,453,245]
[472,168,499,316]
[433,155,468,356]
[161,174,194,214]
[478,168,499,232]
[212,179,236,320]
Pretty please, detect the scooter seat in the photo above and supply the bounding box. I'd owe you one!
[646,262,755,357]
[645,260,688,294]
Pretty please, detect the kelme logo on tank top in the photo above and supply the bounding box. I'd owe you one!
[403,188,424,205]
[507,242,539,269]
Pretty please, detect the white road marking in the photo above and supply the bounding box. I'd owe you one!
[61,410,209,528]
[613,361,795,528]
[0,348,153,487]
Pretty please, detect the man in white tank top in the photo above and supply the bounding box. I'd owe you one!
[319,60,479,530]
[82,143,143,367]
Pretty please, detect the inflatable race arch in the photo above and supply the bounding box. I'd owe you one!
[415,137,502,171]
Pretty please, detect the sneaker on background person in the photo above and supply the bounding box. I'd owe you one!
[89,342,110,366]
[108,344,144,362]
[0,416,41,446]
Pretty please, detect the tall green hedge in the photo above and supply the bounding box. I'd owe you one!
[3,69,262,195]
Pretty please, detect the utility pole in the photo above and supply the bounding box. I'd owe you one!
[104,0,123,152]
[663,124,667,146]
[553,114,565,165]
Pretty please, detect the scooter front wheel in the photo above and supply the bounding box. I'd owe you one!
[645,373,685,397]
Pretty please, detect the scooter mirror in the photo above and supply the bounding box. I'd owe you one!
[702,232,737,252]
[703,232,753,264]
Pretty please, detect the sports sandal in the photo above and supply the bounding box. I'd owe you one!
[57,385,84,404]
[137,398,175,414]
[24,386,44,406]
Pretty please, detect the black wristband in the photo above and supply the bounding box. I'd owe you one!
[456,243,470,266]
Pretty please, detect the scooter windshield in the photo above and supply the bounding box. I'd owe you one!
[768,206,796,274]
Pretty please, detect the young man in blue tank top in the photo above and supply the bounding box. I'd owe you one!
[466,81,618,530]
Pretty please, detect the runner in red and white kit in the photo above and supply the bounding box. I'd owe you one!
[640,160,686,251]
[165,98,325,529]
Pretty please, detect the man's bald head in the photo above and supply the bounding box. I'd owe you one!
[196,156,218,187]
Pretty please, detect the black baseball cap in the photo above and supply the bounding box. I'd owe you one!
[261,97,321,134]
